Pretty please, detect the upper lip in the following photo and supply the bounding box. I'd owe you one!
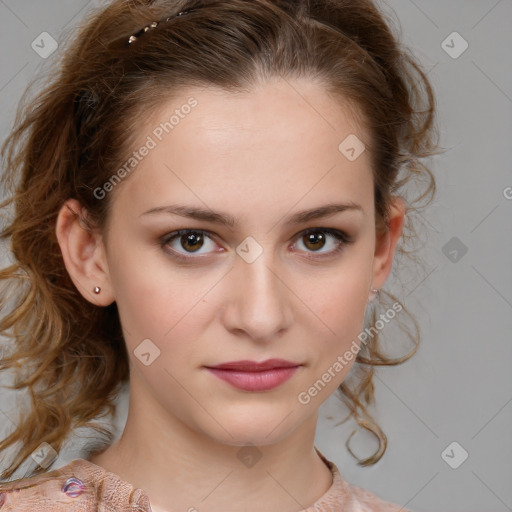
[206,359,300,371]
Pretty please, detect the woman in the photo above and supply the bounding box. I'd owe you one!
[0,0,439,510]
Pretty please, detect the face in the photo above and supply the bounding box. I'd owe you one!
[84,77,396,446]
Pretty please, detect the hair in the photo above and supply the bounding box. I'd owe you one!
[0,0,442,480]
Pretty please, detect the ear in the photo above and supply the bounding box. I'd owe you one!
[55,198,114,306]
[370,196,406,291]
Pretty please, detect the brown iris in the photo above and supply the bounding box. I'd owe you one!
[181,232,204,252]
[302,232,326,251]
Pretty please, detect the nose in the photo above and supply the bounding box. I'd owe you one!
[220,248,293,343]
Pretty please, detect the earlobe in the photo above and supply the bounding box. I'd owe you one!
[370,197,406,292]
[55,198,114,306]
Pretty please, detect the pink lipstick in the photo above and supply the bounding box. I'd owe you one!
[204,359,300,392]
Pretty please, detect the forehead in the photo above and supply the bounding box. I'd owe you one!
[142,76,366,149]
[110,77,374,223]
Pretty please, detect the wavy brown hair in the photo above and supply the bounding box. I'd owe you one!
[0,0,441,480]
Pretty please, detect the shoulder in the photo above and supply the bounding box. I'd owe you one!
[345,481,413,512]
[314,449,413,512]
[0,459,152,511]
[0,461,88,512]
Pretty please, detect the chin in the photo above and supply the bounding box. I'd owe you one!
[195,404,307,447]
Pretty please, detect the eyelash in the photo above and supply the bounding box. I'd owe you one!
[159,227,354,263]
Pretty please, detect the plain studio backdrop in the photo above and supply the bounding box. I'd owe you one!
[0,1,511,511]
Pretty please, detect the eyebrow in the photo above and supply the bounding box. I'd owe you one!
[139,202,363,227]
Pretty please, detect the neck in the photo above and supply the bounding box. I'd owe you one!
[87,379,333,512]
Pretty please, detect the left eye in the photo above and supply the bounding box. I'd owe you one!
[292,228,350,255]
[161,228,352,261]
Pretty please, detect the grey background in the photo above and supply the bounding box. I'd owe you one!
[0,1,511,511]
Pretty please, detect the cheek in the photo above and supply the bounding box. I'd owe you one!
[106,242,211,352]
[304,256,371,381]
[310,264,370,334]
[300,280,368,403]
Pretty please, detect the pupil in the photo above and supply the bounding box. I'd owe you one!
[182,232,203,252]
[305,232,325,251]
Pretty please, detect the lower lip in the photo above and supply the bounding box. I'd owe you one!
[205,366,299,391]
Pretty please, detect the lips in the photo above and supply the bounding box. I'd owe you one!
[204,359,301,392]
[207,359,300,371]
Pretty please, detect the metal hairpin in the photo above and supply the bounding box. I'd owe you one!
[127,10,191,45]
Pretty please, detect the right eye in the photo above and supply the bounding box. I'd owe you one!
[160,229,224,261]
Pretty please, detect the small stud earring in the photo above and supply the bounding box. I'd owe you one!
[93,286,101,294]
[368,288,380,301]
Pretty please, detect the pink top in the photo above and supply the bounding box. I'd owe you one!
[0,449,412,511]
